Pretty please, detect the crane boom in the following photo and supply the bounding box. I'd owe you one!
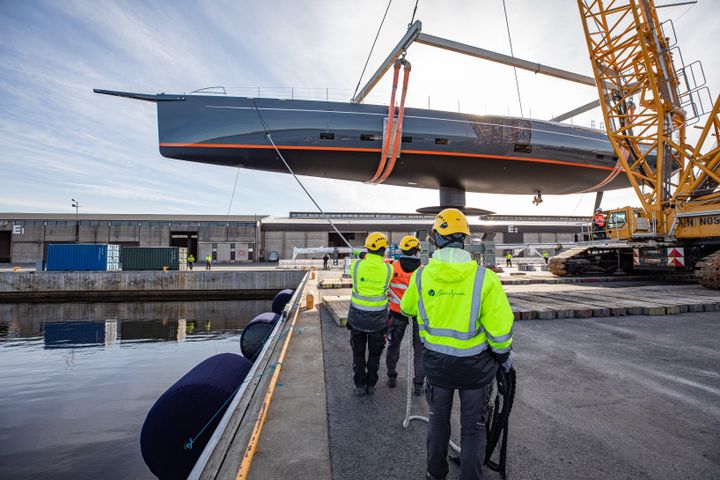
[577,0,720,235]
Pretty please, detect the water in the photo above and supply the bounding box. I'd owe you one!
[0,299,273,479]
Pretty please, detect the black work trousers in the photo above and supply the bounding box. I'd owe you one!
[426,383,492,480]
[385,312,425,386]
[349,327,386,388]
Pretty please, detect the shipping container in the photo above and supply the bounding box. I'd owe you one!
[46,244,121,271]
[121,246,187,271]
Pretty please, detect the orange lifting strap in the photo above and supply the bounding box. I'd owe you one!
[370,59,411,184]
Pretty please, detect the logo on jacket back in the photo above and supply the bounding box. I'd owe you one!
[360,277,383,285]
[428,288,465,298]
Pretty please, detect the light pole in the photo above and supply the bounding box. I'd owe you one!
[71,198,81,243]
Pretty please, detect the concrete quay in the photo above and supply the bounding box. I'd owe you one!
[223,271,720,480]
[0,269,305,301]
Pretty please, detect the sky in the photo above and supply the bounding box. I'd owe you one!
[1,0,718,217]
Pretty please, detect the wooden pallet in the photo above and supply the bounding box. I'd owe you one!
[321,285,720,324]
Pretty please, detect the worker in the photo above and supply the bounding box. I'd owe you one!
[401,208,514,480]
[205,254,212,270]
[323,253,329,270]
[348,232,393,397]
[505,251,513,268]
[187,254,195,270]
[543,251,549,264]
[593,208,606,239]
[385,235,424,395]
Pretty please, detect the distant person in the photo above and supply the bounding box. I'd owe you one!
[205,254,212,270]
[348,232,392,397]
[323,254,329,270]
[505,252,513,267]
[543,251,549,264]
[593,208,606,240]
[187,254,195,270]
[385,235,424,395]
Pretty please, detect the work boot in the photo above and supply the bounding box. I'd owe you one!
[426,471,446,480]
[354,387,365,397]
[387,377,397,388]
[365,385,375,396]
[413,384,423,396]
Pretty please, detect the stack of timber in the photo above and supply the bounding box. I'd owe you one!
[695,251,720,289]
[320,284,720,324]
[319,278,352,289]
[548,246,587,276]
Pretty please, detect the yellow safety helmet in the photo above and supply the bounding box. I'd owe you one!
[399,235,420,251]
[432,208,470,236]
[364,232,389,251]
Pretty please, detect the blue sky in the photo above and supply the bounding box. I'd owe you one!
[1,0,717,216]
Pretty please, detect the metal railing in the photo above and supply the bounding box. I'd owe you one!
[184,85,609,130]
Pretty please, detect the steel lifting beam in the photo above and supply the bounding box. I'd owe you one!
[550,100,602,122]
[352,21,423,104]
[352,20,599,104]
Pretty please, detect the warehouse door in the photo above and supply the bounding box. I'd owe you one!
[0,231,10,262]
[170,232,197,257]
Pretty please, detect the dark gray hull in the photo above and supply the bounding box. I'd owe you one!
[96,90,629,195]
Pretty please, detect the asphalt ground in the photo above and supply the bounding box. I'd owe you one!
[321,311,720,479]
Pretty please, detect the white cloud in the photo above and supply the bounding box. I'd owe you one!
[0,0,717,217]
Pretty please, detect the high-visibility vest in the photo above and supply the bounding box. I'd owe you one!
[350,253,392,312]
[413,265,513,357]
[388,260,413,313]
[594,213,605,227]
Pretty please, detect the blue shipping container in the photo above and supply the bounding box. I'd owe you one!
[46,244,111,271]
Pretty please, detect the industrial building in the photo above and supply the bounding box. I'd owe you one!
[1,212,591,264]
[0,214,261,264]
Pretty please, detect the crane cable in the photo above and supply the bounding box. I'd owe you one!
[251,100,353,249]
[352,0,394,101]
[501,0,524,118]
[226,168,241,215]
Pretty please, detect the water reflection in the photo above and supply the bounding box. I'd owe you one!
[0,299,273,480]
[0,299,272,346]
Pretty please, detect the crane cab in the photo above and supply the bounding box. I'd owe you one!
[598,207,659,242]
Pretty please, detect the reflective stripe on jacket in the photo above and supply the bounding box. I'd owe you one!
[350,253,392,312]
[388,260,413,313]
[400,251,513,359]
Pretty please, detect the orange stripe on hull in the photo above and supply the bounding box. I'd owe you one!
[159,142,615,172]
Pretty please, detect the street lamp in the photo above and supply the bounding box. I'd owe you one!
[71,198,81,243]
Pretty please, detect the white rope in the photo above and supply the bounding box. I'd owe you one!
[401,329,460,453]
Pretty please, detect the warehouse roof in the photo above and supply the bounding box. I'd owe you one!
[1,213,266,222]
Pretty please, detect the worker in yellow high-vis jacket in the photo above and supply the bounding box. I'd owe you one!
[348,232,392,397]
[401,208,514,480]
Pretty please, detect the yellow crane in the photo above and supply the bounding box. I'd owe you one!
[550,0,720,288]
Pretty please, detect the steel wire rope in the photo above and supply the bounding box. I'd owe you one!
[251,100,353,248]
[352,0,394,101]
[501,0,524,118]
[227,168,241,215]
[408,0,420,27]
